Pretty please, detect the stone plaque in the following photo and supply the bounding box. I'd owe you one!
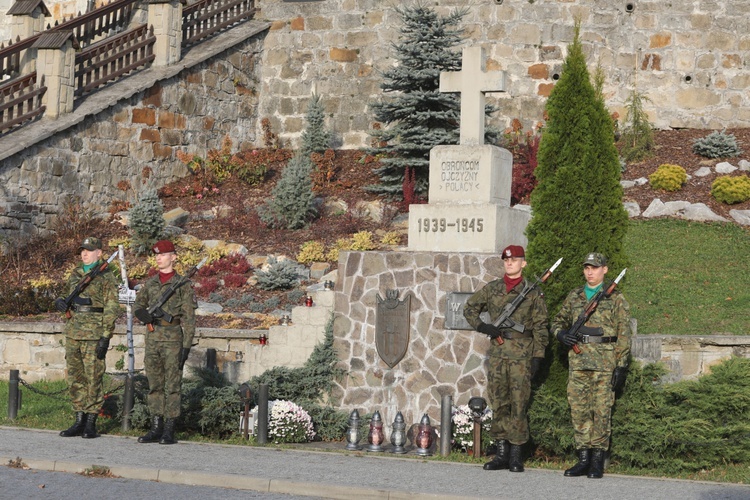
[445,292,490,330]
[375,290,411,368]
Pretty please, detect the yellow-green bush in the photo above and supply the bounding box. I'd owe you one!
[711,175,750,204]
[380,231,402,246]
[349,231,377,251]
[648,164,687,192]
[297,241,326,264]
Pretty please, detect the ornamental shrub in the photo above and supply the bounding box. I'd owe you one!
[254,257,300,290]
[692,131,743,158]
[300,93,331,157]
[711,175,750,204]
[223,273,247,288]
[297,241,326,264]
[257,400,316,443]
[649,164,687,192]
[258,154,317,230]
[128,188,165,255]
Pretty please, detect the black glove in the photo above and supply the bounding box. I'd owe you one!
[477,322,503,340]
[54,298,68,313]
[530,357,543,379]
[179,346,191,370]
[95,337,110,360]
[611,366,628,392]
[556,329,577,347]
[134,308,154,325]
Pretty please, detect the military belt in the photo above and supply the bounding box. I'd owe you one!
[580,335,617,344]
[72,306,104,313]
[501,331,533,340]
[154,318,181,326]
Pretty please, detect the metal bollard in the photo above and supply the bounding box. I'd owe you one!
[257,383,269,444]
[8,369,19,420]
[206,348,217,371]
[440,394,452,456]
[121,374,134,431]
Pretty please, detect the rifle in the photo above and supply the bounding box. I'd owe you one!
[569,268,627,354]
[55,252,118,318]
[491,257,562,345]
[138,258,207,332]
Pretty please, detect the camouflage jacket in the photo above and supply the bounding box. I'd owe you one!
[463,278,549,359]
[134,272,196,348]
[62,262,121,340]
[551,287,631,371]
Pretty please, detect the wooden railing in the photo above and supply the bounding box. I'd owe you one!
[0,0,140,79]
[182,0,257,48]
[0,72,46,133]
[75,24,155,97]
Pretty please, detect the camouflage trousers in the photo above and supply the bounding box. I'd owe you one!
[487,354,532,445]
[567,369,615,450]
[144,338,183,419]
[65,338,106,413]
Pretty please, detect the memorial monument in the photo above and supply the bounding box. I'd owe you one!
[331,46,531,439]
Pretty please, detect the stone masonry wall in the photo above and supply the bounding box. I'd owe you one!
[0,34,265,238]
[331,250,750,432]
[257,0,750,148]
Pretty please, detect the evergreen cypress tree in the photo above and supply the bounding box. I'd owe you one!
[525,24,629,315]
[366,4,466,198]
[300,93,331,157]
[258,154,317,230]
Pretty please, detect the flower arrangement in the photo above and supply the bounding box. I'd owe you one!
[452,404,492,450]
[256,400,315,444]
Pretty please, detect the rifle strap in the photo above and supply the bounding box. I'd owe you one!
[501,330,533,340]
[153,318,181,327]
[579,336,617,344]
[72,306,104,313]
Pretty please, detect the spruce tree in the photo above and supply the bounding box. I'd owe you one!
[366,4,466,198]
[129,187,165,255]
[525,24,629,315]
[300,93,331,157]
[258,154,317,230]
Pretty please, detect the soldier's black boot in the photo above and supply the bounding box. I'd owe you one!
[483,440,509,470]
[564,449,591,477]
[508,444,525,472]
[59,412,86,437]
[159,418,176,445]
[587,449,605,479]
[81,413,99,439]
[138,416,164,443]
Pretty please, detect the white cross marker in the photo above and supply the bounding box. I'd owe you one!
[440,46,507,146]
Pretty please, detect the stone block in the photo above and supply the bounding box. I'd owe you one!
[132,108,156,125]
[428,145,512,205]
[408,203,530,253]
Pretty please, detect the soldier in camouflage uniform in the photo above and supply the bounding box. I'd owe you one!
[134,240,196,445]
[57,237,121,439]
[552,252,631,479]
[464,245,549,473]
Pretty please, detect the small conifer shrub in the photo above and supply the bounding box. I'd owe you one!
[128,188,165,255]
[300,93,331,157]
[258,154,317,230]
[710,175,750,204]
[692,131,743,158]
[297,241,326,264]
[254,257,300,290]
[649,164,687,192]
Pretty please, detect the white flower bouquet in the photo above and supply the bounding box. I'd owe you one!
[451,404,492,450]
[256,400,316,443]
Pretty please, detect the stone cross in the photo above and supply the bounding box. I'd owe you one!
[440,46,507,146]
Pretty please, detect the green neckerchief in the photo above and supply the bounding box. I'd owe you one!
[82,261,99,273]
[584,283,603,301]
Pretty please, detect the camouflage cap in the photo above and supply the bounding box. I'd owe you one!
[78,236,102,251]
[583,252,607,267]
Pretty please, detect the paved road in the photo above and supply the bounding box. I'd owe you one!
[1,427,748,500]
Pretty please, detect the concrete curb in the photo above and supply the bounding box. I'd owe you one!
[0,454,483,500]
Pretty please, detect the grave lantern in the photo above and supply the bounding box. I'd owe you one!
[366,410,385,452]
[415,414,434,456]
[390,411,407,454]
[345,409,363,450]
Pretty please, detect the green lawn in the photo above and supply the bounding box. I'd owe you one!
[625,219,750,336]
